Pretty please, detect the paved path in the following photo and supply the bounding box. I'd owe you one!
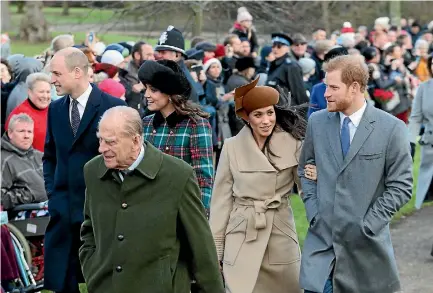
[391,205,433,292]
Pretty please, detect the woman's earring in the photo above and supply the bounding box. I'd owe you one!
[169,97,172,103]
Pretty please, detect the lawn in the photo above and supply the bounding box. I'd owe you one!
[10,31,159,57]
[10,6,116,28]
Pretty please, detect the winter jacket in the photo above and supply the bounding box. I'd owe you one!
[6,57,43,119]
[1,134,47,210]
[230,22,259,54]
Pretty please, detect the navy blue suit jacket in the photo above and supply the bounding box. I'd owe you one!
[307,82,327,118]
[42,84,126,291]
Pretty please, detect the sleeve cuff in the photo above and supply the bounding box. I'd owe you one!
[214,235,225,261]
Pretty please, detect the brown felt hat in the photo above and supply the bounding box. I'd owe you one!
[234,77,280,121]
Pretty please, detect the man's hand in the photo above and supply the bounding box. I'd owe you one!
[132,82,144,93]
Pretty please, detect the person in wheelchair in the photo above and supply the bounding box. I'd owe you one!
[1,113,47,210]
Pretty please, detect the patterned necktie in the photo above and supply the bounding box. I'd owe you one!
[71,99,80,136]
[341,117,351,157]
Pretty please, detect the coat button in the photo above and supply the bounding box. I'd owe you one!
[116,265,122,272]
[117,234,124,241]
[121,203,128,209]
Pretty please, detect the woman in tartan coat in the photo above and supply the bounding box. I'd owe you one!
[139,60,214,214]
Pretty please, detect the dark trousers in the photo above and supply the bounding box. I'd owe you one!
[305,278,333,293]
[57,224,83,293]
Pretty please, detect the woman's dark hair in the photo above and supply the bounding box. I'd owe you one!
[384,44,400,56]
[170,94,210,121]
[1,58,14,81]
[154,59,210,121]
[247,89,307,171]
[428,54,433,78]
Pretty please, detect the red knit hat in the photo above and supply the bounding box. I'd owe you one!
[92,63,119,79]
[98,79,126,99]
[214,44,226,58]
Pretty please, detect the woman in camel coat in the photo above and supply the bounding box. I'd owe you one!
[210,77,314,293]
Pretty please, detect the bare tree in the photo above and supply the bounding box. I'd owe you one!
[1,1,11,32]
[19,1,50,43]
[62,1,70,16]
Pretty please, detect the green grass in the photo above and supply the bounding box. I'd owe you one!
[10,6,116,28]
[10,31,158,57]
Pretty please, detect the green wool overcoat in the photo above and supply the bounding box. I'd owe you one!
[79,142,224,293]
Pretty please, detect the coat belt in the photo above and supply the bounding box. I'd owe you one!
[234,196,288,243]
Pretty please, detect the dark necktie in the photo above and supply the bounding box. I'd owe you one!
[71,99,80,136]
[341,117,351,157]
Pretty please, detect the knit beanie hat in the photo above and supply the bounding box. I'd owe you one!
[203,58,222,73]
[298,58,316,75]
[101,50,125,67]
[214,44,226,58]
[98,79,126,99]
[237,7,253,23]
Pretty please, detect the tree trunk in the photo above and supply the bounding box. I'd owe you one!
[191,3,204,37]
[389,0,401,27]
[62,1,70,16]
[321,1,331,35]
[19,1,50,43]
[1,1,11,31]
[17,1,25,14]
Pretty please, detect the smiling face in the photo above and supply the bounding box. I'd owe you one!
[144,83,170,112]
[324,69,358,114]
[28,80,51,109]
[248,105,276,139]
[50,55,79,96]
[0,63,12,83]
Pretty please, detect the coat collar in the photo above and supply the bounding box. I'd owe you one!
[234,126,300,172]
[152,110,188,128]
[98,141,163,180]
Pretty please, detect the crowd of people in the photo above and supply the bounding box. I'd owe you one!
[1,6,433,293]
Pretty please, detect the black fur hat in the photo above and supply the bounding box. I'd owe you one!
[138,60,191,97]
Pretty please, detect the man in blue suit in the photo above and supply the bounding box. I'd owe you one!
[43,47,126,293]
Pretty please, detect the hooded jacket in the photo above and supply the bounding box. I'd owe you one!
[5,57,43,119]
[1,134,47,209]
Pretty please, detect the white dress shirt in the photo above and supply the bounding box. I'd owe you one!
[119,145,145,181]
[339,101,367,143]
[69,84,92,122]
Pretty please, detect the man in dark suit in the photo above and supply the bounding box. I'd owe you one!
[43,47,126,293]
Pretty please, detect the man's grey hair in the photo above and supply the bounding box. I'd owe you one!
[415,39,429,50]
[26,72,51,90]
[51,34,74,53]
[8,113,34,131]
[99,106,143,143]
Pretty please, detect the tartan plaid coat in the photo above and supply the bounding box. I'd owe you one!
[143,111,214,210]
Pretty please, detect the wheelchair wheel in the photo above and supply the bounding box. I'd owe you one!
[6,223,32,266]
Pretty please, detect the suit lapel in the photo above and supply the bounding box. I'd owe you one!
[71,86,101,149]
[59,95,75,141]
[339,105,376,172]
[326,112,344,168]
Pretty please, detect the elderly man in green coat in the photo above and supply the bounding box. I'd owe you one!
[79,106,224,293]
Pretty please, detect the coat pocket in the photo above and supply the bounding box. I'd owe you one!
[158,255,173,293]
[268,216,300,265]
[223,215,247,265]
[359,152,382,160]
